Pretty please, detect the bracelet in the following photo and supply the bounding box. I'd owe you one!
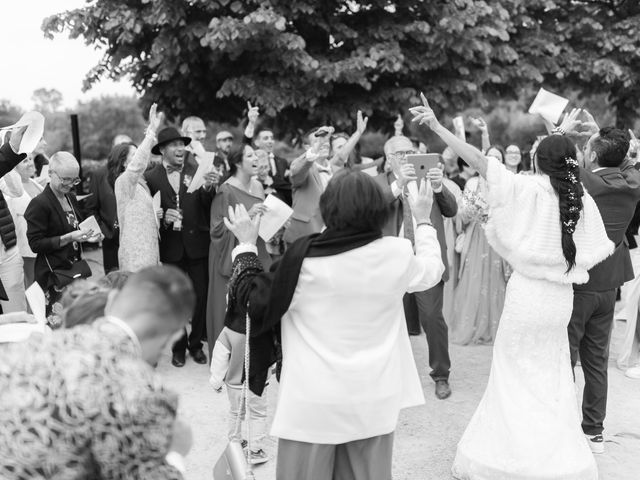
[416,221,433,228]
[551,127,566,136]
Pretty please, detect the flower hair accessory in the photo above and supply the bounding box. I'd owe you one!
[567,172,578,184]
[565,156,579,168]
[563,219,576,234]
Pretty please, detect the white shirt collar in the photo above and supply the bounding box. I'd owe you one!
[103,316,142,354]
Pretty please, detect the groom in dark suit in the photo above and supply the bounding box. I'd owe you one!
[568,127,640,453]
[145,127,220,367]
[375,135,458,399]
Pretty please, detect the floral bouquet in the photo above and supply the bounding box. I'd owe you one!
[460,187,490,225]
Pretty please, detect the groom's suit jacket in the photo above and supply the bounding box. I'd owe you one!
[576,162,640,292]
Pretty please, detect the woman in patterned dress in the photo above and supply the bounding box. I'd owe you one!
[114,104,164,272]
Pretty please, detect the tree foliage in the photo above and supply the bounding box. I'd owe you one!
[38,0,640,135]
[31,88,64,113]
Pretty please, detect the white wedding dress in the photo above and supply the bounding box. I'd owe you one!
[452,159,614,480]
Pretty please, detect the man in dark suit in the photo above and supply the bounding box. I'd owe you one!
[243,104,292,205]
[568,127,640,453]
[375,135,458,399]
[145,127,220,367]
[214,130,234,182]
[85,167,119,272]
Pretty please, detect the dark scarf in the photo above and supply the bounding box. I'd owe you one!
[230,227,381,395]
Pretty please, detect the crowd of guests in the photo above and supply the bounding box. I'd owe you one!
[0,95,639,479]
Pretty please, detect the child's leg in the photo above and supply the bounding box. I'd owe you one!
[248,388,268,451]
[227,387,245,442]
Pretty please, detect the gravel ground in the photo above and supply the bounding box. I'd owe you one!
[157,332,640,480]
[85,249,640,478]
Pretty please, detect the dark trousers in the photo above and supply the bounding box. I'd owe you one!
[167,256,209,354]
[568,289,617,436]
[102,236,119,274]
[404,281,451,382]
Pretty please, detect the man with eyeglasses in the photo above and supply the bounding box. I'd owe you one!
[375,135,458,400]
[26,152,101,312]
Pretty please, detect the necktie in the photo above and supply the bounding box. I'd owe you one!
[402,193,415,246]
[269,153,277,176]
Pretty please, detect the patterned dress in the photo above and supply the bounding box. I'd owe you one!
[0,318,182,479]
[115,132,160,272]
[450,176,508,345]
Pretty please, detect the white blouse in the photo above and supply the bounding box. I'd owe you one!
[484,157,613,284]
[269,225,444,444]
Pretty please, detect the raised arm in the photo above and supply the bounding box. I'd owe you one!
[0,128,28,178]
[116,104,163,197]
[410,94,489,178]
[470,117,491,153]
[329,110,368,167]
[243,102,259,144]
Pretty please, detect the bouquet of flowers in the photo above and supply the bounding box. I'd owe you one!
[460,187,490,225]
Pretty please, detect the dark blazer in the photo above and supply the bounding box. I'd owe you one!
[85,167,118,240]
[576,162,640,291]
[374,171,458,282]
[0,142,27,300]
[25,185,86,290]
[144,157,215,263]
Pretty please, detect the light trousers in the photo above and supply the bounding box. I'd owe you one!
[0,246,25,313]
[227,386,267,451]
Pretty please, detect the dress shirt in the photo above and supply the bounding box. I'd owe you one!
[163,162,181,193]
[269,153,277,177]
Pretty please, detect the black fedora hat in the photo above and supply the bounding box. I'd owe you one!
[151,127,192,155]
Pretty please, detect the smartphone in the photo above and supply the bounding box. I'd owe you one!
[406,153,441,180]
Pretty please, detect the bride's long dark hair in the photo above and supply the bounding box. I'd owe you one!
[534,135,584,272]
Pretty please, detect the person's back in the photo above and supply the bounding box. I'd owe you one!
[274,233,441,443]
[0,321,180,479]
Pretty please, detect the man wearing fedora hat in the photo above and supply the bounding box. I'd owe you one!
[145,126,220,367]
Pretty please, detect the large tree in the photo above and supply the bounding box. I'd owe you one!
[43,0,640,135]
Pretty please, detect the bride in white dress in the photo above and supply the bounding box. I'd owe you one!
[410,97,613,480]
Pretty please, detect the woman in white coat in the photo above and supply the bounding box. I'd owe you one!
[411,97,612,480]
[223,170,444,479]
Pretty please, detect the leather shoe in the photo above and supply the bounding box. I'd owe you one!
[435,380,451,399]
[190,349,207,365]
[171,351,186,367]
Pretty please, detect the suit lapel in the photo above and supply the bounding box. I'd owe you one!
[45,186,69,231]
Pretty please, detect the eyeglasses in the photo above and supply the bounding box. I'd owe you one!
[389,150,417,161]
[51,171,81,186]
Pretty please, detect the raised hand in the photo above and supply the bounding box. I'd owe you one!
[556,108,582,135]
[147,103,164,135]
[426,166,443,191]
[407,178,434,224]
[470,117,488,131]
[409,93,441,130]
[579,110,600,137]
[247,102,260,125]
[356,110,368,135]
[223,204,261,245]
[8,125,29,154]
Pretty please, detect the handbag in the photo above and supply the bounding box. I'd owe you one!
[45,257,92,289]
[213,309,256,480]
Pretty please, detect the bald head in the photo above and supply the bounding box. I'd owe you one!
[181,116,206,142]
